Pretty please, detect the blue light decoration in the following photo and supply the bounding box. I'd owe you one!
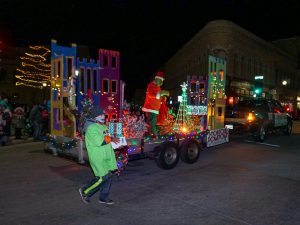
[42,134,78,151]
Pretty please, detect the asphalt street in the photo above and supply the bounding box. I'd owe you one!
[0,121,299,225]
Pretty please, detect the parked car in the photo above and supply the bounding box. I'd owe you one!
[225,98,293,142]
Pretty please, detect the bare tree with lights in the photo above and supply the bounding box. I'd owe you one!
[15,45,51,89]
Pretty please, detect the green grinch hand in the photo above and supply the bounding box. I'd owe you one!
[161,90,169,96]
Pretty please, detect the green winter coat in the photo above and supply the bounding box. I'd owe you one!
[85,123,117,177]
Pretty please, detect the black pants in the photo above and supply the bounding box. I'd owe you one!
[15,128,22,139]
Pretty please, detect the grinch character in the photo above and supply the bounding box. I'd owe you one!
[142,71,169,136]
[79,107,118,205]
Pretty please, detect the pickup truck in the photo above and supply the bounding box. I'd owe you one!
[225,98,293,142]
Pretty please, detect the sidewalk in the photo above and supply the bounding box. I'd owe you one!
[1,135,35,147]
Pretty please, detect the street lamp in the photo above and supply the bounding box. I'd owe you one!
[282,80,287,86]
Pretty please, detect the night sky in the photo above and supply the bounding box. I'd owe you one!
[1,0,299,99]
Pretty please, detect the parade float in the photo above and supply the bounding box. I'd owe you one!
[122,55,229,169]
[45,42,229,171]
[45,40,127,174]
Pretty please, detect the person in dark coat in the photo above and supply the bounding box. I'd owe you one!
[28,104,42,140]
[0,105,11,146]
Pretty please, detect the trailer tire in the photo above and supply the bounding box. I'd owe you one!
[180,139,201,164]
[155,142,179,170]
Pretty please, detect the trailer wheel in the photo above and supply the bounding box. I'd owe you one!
[180,139,201,164]
[155,142,179,170]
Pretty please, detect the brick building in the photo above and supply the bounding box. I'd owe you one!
[163,20,300,114]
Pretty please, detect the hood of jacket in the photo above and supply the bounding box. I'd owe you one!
[83,119,97,134]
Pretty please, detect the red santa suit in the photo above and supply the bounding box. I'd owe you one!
[156,96,168,125]
[142,71,166,136]
[142,81,162,114]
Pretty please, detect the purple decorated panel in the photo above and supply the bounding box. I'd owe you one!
[53,108,60,130]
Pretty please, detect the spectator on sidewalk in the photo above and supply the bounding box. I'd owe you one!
[28,103,42,140]
[40,105,49,135]
[12,107,25,139]
[0,105,11,146]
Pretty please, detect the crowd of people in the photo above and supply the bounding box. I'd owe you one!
[0,94,49,146]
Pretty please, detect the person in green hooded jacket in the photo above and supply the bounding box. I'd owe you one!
[79,107,118,205]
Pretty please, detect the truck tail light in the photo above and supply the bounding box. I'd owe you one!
[247,113,255,122]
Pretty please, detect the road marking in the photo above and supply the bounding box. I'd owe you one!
[244,140,280,147]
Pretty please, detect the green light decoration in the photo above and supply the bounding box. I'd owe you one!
[173,82,194,133]
[42,134,78,151]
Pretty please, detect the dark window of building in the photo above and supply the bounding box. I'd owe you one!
[190,82,196,92]
[240,56,244,76]
[111,80,117,93]
[199,83,205,93]
[63,97,69,107]
[248,58,252,76]
[103,55,108,67]
[218,107,222,116]
[259,62,263,74]
[254,60,258,74]
[87,68,91,90]
[200,96,205,105]
[190,96,196,105]
[102,79,109,93]
[93,69,97,91]
[57,61,61,78]
[297,51,300,69]
[67,58,72,79]
[214,62,217,74]
[80,68,85,92]
[233,54,238,76]
[112,56,117,68]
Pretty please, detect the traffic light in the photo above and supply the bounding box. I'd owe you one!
[254,81,263,97]
[254,87,262,94]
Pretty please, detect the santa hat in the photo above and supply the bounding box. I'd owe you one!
[155,71,165,81]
